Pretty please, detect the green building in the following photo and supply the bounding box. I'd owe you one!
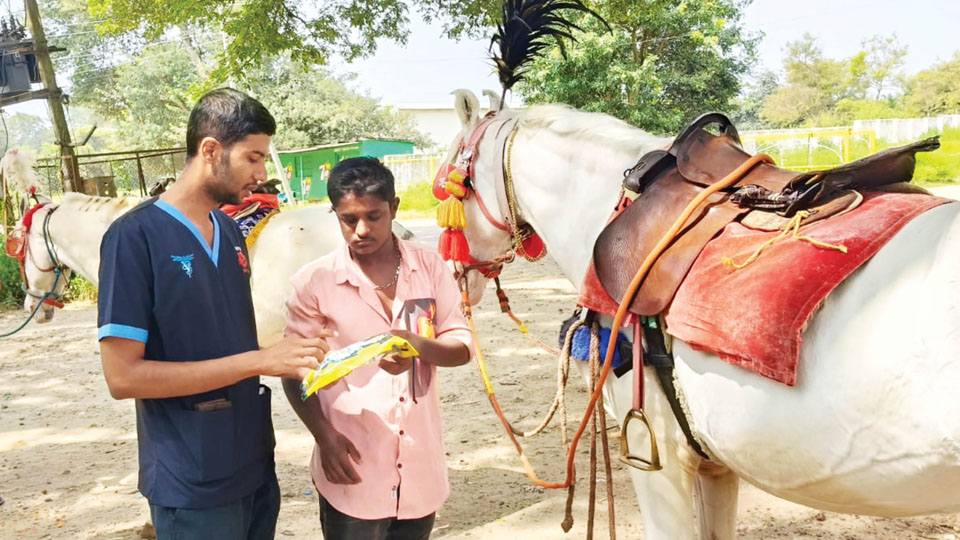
[276,139,415,200]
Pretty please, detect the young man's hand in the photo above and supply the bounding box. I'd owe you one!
[379,329,421,375]
[258,334,333,379]
[317,426,362,484]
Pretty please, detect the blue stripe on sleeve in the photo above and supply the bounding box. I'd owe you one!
[98,324,149,343]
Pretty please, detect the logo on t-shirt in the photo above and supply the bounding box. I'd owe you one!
[234,246,250,275]
[171,254,195,278]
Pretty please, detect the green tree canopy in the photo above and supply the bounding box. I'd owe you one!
[87,0,411,83]
[42,1,428,151]
[903,52,960,117]
[515,0,759,135]
[759,33,909,128]
[2,113,54,154]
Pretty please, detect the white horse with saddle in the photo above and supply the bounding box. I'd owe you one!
[442,88,960,539]
[430,2,960,536]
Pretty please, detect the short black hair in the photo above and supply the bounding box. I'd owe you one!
[327,157,396,207]
[186,88,276,158]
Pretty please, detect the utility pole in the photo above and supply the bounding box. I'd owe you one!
[23,0,79,193]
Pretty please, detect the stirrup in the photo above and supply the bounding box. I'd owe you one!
[619,409,662,471]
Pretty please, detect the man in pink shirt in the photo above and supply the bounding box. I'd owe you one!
[282,157,474,540]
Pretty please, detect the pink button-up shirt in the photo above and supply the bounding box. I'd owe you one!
[284,239,473,520]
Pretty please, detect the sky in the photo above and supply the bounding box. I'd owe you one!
[328,0,956,107]
[4,0,956,119]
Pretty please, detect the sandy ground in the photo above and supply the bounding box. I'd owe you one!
[2,255,959,540]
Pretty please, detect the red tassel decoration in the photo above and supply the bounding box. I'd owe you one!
[439,229,470,262]
[448,229,470,262]
[438,228,452,260]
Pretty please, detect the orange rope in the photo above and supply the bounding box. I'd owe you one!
[468,154,775,489]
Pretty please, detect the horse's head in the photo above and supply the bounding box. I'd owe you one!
[10,196,70,323]
[437,89,518,305]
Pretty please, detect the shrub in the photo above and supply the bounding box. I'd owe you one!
[398,181,440,213]
[0,239,25,308]
[65,274,98,303]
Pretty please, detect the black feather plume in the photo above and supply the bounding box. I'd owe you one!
[490,0,608,100]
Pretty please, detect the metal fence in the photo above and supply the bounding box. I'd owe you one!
[740,128,877,172]
[383,153,445,189]
[36,148,187,197]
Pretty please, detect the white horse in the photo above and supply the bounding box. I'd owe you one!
[12,190,412,345]
[447,90,960,539]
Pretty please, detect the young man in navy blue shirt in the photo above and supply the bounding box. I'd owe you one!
[97,88,330,540]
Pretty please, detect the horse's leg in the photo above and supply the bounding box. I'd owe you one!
[694,460,739,540]
[599,363,699,540]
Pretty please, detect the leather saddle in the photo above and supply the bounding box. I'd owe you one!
[594,112,941,316]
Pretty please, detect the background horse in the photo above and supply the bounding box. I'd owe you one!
[445,89,960,539]
[7,153,413,345]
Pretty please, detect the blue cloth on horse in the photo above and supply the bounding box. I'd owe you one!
[236,207,275,239]
[570,326,626,370]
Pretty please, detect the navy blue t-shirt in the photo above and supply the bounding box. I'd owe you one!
[97,197,274,509]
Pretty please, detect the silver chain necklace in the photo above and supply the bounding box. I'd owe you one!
[373,244,402,291]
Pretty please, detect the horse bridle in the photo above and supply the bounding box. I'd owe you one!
[448,114,540,285]
[7,202,67,309]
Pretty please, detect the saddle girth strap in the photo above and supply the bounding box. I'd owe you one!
[639,318,709,460]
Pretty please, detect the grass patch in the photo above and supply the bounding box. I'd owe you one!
[764,127,960,186]
[911,127,960,185]
[398,181,439,212]
[65,274,98,303]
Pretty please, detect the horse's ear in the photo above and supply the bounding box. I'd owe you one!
[452,89,480,127]
[482,89,503,112]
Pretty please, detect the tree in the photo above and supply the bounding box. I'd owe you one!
[860,34,907,100]
[730,69,780,128]
[86,0,413,84]
[246,61,432,149]
[760,34,856,127]
[759,33,913,127]
[42,1,427,151]
[903,53,960,117]
[515,0,758,135]
[2,113,54,153]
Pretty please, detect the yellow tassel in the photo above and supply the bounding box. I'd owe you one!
[437,197,466,229]
[448,167,466,184]
[444,180,466,198]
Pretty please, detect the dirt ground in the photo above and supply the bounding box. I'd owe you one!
[1,255,959,539]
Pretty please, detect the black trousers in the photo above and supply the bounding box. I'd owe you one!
[319,495,435,540]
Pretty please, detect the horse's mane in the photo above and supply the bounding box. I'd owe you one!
[1,149,41,193]
[519,104,666,154]
[61,192,140,217]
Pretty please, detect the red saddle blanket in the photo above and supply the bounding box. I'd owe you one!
[663,192,951,385]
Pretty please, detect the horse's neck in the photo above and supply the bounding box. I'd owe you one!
[47,195,138,284]
[510,124,668,285]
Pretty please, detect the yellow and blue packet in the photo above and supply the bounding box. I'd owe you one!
[300,333,419,400]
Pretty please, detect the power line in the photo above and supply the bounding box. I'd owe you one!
[65,37,221,80]
[58,36,219,69]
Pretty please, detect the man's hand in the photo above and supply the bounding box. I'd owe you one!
[257,334,333,379]
[379,329,422,375]
[378,354,414,375]
[317,426,362,484]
